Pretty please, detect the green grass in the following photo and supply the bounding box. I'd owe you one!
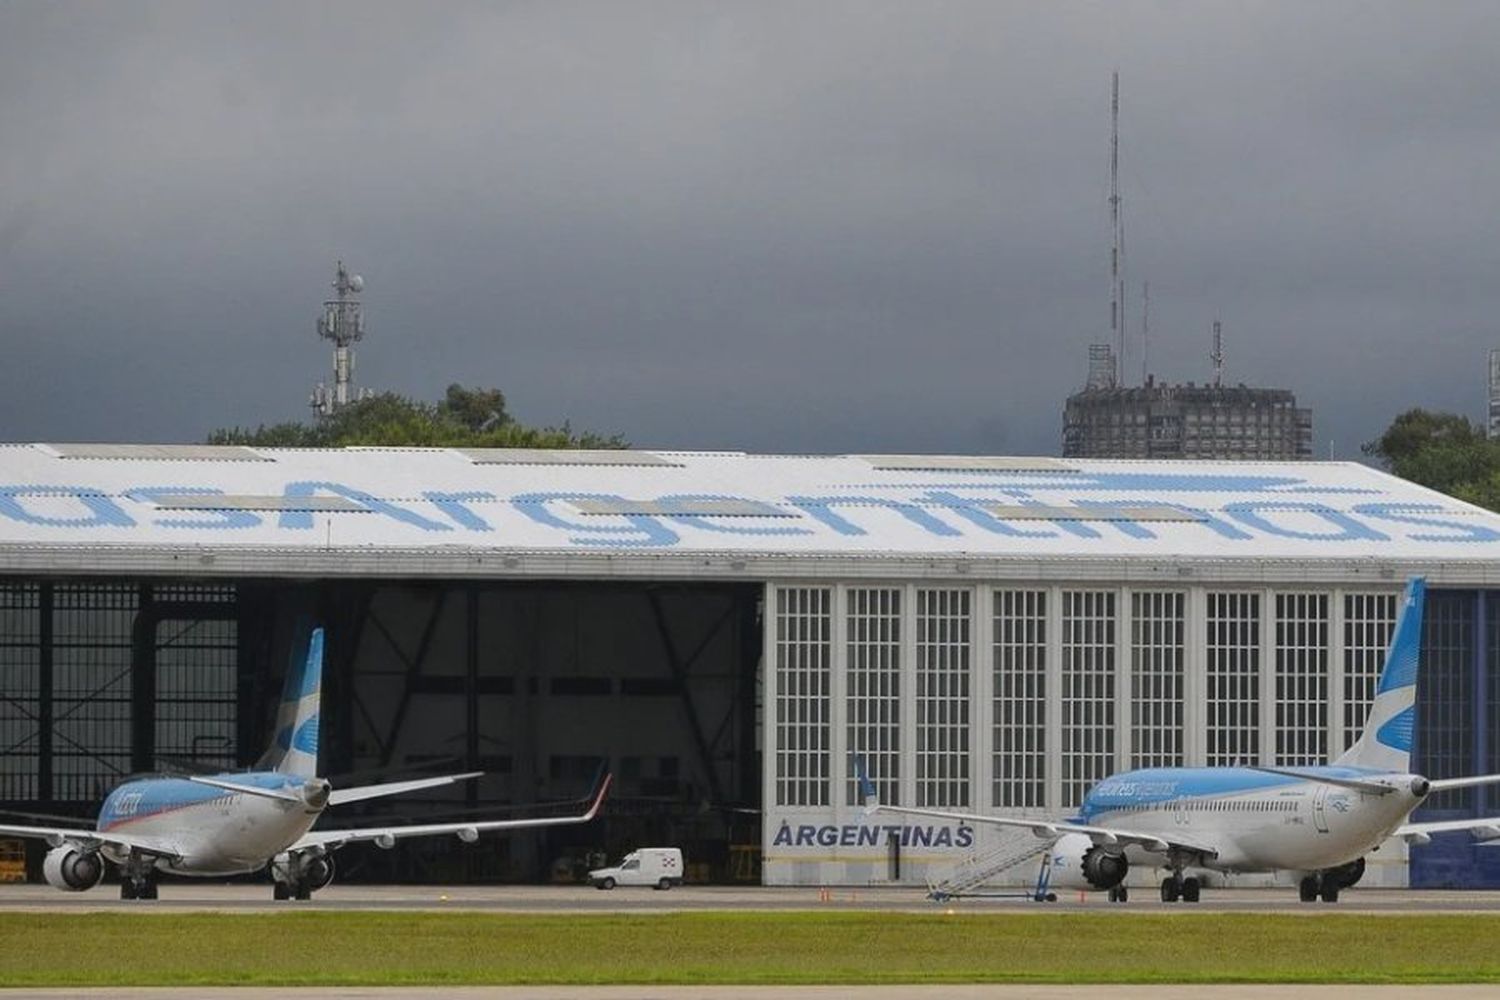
[2,912,1499,986]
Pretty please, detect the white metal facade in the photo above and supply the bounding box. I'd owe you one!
[762,578,1415,888]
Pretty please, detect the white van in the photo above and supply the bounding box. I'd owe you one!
[588,847,684,890]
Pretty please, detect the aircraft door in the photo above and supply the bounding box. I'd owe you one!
[1312,785,1330,833]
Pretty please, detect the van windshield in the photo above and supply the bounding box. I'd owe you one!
[621,859,640,870]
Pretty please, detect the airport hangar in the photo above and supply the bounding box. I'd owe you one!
[1,445,1500,889]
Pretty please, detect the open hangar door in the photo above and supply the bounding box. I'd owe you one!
[307,579,764,885]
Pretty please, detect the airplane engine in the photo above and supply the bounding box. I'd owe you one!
[43,846,104,891]
[302,855,335,892]
[1047,832,1128,891]
[1326,857,1365,889]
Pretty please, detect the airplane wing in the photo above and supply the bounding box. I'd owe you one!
[1396,815,1500,844]
[870,802,1219,857]
[0,822,181,859]
[288,773,611,854]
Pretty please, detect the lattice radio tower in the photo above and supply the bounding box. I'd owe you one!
[310,261,366,416]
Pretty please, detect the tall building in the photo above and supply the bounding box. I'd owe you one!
[1063,374,1313,460]
[1488,349,1500,439]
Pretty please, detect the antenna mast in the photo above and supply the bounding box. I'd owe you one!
[1141,280,1150,383]
[1211,318,1224,388]
[1109,71,1125,387]
[311,260,366,416]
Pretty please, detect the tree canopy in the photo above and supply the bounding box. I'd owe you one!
[207,384,626,450]
[1363,408,1500,511]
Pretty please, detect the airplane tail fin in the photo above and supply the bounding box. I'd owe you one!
[1335,577,1424,772]
[854,755,879,815]
[255,627,323,778]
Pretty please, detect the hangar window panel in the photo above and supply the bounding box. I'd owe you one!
[1342,593,1398,752]
[52,585,137,802]
[1130,591,1185,769]
[993,589,1045,808]
[845,588,901,806]
[1206,592,1260,767]
[1417,591,1474,810]
[1062,590,1115,808]
[0,584,41,799]
[774,587,831,807]
[1274,593,1329,766]
[916,589,970,808]
[154,618,238,772]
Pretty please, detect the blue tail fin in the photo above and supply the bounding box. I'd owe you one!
[1335,578,1424,771]
[256,627,323,778]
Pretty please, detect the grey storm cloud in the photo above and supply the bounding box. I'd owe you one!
[1,1,1498,456]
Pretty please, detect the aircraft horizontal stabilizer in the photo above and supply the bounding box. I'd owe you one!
[188,776,305,803]
[1247,766,1395,796]
[1427,773,1500,793]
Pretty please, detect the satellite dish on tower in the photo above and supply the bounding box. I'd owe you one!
[348,275,364,292]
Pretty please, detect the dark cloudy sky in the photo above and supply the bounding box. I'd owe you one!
[2,2,1497,457]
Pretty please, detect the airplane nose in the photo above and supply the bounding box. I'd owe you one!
[1410,777,1430,798]
[302,779,331,809]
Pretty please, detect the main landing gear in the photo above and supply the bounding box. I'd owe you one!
[1299,873,1340,903]
[119,855,158,900]
[1107,886,1129,903]
[1159,873,1201,903]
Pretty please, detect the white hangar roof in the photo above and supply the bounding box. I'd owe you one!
[0,444,1497,584]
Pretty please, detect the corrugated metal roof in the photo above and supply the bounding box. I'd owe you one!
[0,444,1496,576]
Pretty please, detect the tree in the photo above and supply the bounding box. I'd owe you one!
[207,386,625,450]
[1363,408,1500,509]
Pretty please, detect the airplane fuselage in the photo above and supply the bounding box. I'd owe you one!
[1079,766,1426,873]
[96,773,324,876]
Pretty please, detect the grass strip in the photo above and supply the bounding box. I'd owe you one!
[2,911,1499,986]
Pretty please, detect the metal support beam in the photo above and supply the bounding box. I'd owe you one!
[738,592,761,806]
[646,588,726,805]
[377,588,450,769]
[466,584,479,810]
[37,583,52,802]
[1475,591,1488,817]
[130,585,156,774]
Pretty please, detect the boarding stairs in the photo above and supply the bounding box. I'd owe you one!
[927,830,1051,902]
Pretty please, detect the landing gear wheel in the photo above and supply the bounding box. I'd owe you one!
[1107,886,1129,903]
[1181,877,1201,903]
[294,881,312,901]
[273,881,290,901]
[120,880,137,901]
[1298,876,1319,903]
[1160,877,1180,903]
[139,880,158,900]
[1320,881,1340,903]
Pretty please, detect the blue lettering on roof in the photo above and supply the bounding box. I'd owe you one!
[1223,502,1390,542]
[278,482,452,532]
[125,487,261,530]
[511,492,678,548]
[653,494,811,537]
[424,491,497,532]
[920,491,1057,538]
[0,485,135,528]
[785,496,961,537]
[1353,503,1500,543]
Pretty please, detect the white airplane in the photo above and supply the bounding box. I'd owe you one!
[0,628,611,900]
[862,577,1500,903]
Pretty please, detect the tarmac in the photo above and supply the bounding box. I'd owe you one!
[2,881,1500,913]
